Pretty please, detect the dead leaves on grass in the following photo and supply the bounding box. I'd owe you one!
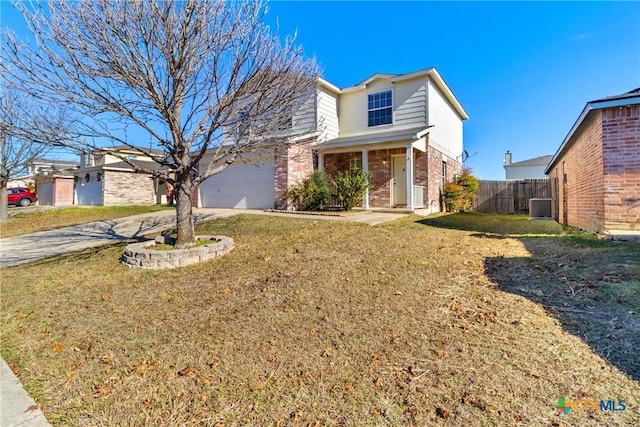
[177,365,197,377]
[435,407,450,418]
[132,360,158,374]
[93,382,112,398]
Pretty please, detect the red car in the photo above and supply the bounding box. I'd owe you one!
[7,187,38,207]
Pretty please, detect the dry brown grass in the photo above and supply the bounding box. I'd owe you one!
[0,205,172,238]
[1,213,639,426]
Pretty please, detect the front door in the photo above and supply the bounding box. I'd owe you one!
[392,155,407,206]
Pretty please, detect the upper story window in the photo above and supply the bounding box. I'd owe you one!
[368,90,393,127]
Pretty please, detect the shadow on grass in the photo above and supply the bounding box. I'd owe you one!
[417,212,570,236]
[419,213,640,381]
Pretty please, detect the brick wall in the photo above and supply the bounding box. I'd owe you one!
[550,112,605,232]
[103,170,157,205]
[550,105,640,233]
[323,152,362,177]
[368,149,399,208]
[602,105,640,229]
[425,145,461,213]
[322,145,458,211]
[274,141,315,209]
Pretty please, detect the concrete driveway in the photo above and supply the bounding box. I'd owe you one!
[0,209,237,268]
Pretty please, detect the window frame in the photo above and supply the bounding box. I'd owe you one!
[367,89,393,127]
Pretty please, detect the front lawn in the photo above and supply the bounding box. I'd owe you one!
[1,213,638,426]
[0,205,172,238]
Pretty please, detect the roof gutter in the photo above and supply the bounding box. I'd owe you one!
[545,94,640,174]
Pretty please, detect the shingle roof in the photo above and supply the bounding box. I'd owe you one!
[590,87,640,104]
[505,155,553,168]
[546,87,640,173]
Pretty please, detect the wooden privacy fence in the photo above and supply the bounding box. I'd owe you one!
[473,179,551,214]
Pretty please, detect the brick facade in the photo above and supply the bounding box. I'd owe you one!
[323,145,460,211]
[368,149,398,207]
[548,112,605,232]
[274,141,315,209]
[602,106,640,229]
[425,145,461,213]
[549,105,639,233]
[103,170,157,205]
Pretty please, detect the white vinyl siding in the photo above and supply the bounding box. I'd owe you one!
[505,165,549,180]
[317,88,339,141]
[394,78,427,128]
[291,87,317,133]
[426,80,463,160]
[338,78,431,137]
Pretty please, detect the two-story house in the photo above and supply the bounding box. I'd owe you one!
[198,67,468,213]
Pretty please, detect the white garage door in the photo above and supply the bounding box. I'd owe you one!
[200,162,275,209]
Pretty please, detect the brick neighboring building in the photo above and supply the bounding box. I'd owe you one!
[73,146,173,206]
[546,88,640,236]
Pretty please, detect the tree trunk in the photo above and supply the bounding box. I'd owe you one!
[175,179,196,249]
[0,186,8,223]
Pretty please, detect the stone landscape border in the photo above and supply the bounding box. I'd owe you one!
[121,235,234,269]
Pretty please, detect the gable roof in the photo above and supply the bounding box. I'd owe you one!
[545,88,640,174]
[334,67,469,121]
[505,155,553,168]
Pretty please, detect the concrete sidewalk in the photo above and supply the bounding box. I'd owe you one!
[0,359,51,427]
[0,207,406,426]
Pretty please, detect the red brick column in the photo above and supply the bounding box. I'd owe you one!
[274,140,315,209]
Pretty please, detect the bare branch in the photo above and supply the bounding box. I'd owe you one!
[1,0,320,245]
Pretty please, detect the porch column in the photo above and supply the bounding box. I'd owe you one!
[406,144,414,211]
[318,152,324,172]
[361,149,369,210]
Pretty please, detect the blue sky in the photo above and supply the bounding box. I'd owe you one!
[2,1,639,180]
[265,0,640,179]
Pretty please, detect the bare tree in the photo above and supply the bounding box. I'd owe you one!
[1,0,320,247]
[0,85,74,222]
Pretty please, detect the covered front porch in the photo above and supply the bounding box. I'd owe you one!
[316,127,432,211]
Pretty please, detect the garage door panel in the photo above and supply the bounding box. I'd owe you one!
[201,162,275,209]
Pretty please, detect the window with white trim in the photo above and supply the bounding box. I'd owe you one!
[368,90,392,127]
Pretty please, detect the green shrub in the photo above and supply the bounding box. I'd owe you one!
[333,159,370,211]
[285,171,330,211]
[443,182,464,212]
[443,167,479,212]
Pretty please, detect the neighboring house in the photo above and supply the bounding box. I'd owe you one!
[545,88,640,235]
[28,158,80,175]
[8,158,79,190]
[199,67,469,213]
[30,158,80,206]
[73,146,170,206]
[503,151,553,180]
[36,175,75,206]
